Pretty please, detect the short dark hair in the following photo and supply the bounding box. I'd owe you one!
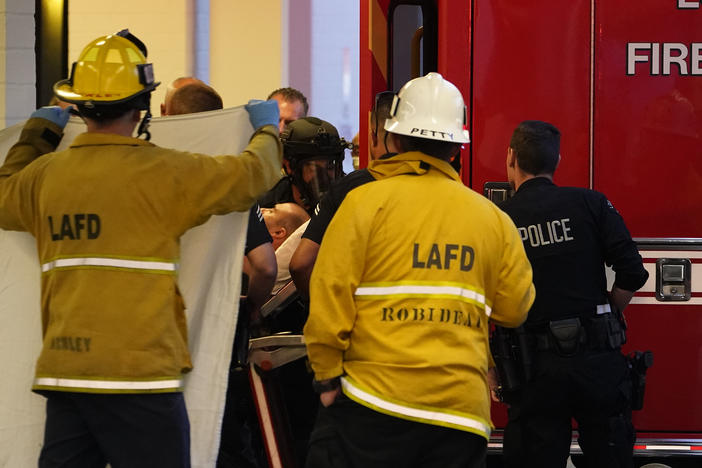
[395,134,461,161]
[509,120,561,175]
[267,87,309,116]
[371,91,395,136]
[169,83,223,115]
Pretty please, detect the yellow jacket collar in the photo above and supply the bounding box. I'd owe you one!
[368,151,461,183]
[70,132,155,148]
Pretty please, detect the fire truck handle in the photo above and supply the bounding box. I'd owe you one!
[410,27,423,79]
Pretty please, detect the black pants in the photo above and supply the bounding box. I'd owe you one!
[503,349,634,468]
[306,394,487,468]
[39,391,190,468]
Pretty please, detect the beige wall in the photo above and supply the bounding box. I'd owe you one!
[1,0,36,127]
[68,0,193,115]
[67,0,284,113]
[209,0,283,107]
[0,0,5,126]
[0,1,286,127]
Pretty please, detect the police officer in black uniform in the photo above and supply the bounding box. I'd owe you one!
[258,117,347,216]
[497,121,649,468]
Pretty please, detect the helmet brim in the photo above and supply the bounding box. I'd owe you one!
[54,79,160,107]
[385,118,470,144]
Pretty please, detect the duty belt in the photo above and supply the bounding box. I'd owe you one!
[532,309,626,356]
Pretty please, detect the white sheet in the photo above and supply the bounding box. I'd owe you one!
[0,107,254,467]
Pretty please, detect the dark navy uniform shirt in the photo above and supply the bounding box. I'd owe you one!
[302,168,375,244]
[302,153,395,244]
[499,177,648,325]
[245,204,272,255]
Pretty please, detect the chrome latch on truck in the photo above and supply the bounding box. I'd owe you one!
[656,258,692,301]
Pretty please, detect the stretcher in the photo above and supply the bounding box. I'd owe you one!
[246,281,316,468]
[249,334,307,468]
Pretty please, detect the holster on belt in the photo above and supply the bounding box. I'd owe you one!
[490,325,534,396]
[628,350,654,410]
[536,309,628,356]
[491,326,520,393]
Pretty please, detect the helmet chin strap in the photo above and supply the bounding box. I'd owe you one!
[136,109,152,141]
[136,93,153,141]
[383,130,392,156]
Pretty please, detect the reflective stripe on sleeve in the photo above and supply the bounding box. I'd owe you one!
[41,257,178,273]
[34,376,183,391]
[354,283,492,316]
[341,377,491,439]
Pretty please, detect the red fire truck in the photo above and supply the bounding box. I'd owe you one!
[358,0,702,465]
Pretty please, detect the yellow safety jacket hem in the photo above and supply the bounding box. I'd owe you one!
[341,376,492,440]
[32,375,184,393]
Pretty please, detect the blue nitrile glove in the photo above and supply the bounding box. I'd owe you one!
[245,99,280,130]
[30,106,72,129]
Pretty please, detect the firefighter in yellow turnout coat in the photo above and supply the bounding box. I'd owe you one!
[304,73,535,468]
[0,31,282,467]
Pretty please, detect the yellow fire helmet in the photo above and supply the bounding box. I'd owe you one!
[54,29,159,109]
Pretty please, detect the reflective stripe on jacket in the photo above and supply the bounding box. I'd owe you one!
[304,152,535,439]
[0,118,282,393]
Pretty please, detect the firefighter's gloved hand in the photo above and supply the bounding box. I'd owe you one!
[30,106,72,129]
[245,99,279,130]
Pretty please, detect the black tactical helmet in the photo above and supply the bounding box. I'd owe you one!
[280,117,348,211]
[281,117,348,164]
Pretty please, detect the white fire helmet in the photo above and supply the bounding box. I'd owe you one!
[384,72,470,144]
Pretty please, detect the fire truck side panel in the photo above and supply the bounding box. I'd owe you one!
[470,0,592,191]
[593,0,702,435]
[359,0,392,169]
[436,0,471,183]
[623,248,702,434]
[593,2,702,238]
[361,0,702,451]
[625,302,702,432]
